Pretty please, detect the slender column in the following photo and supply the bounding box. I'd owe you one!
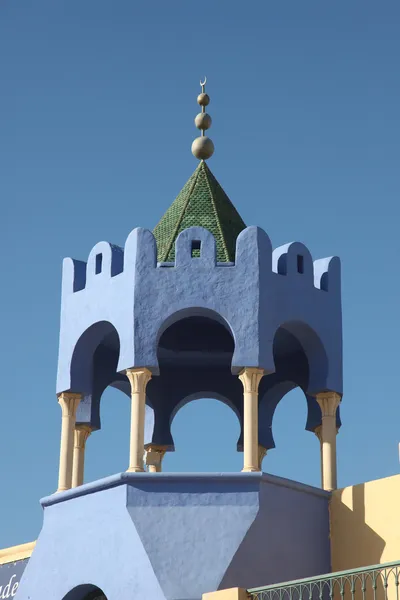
[126,368,152,472]
[57,392,81,493]
[316,392,341,491]
[258,446,267,471]
[145,445,167,473]
[314,425,324,488]
[72,425,92,488]
[239,368,264,472]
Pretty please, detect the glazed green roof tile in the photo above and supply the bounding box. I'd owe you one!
[153,161,246,263]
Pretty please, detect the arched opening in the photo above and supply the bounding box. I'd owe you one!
[157,311,234,361]
[79,378,156,482]
[70,321,128,432]
[62,584,107,600]
[144,310,242,470]
[266,387,320,487]
[164,397,242,472]
[256,322,326,485]
[272,321,328,395]
[69,321,122,395]
[84,386,131,482]
[68,321,135,484]
[156,307,234,348]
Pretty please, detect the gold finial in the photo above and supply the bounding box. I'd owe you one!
[191,77,214,160]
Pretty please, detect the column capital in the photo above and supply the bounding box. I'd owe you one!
[239,368,264,393]
[145,444,167,454]
[57,392,81,418]
[314,424,322,442]
[57,393,81,493]
[74,425,92,450]
[239,368,264,473]
[258,445,267,470]
[126,368,151,473]
[145,445,167,472]
[316,392,340,491]
[316,391,341,417]
[314,423,339,441]
[125,368,152,393]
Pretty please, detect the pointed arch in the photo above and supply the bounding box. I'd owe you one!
[70,321,121,395]
[143,308,242,458]
[272,320,329,395]
[156,307,235,350]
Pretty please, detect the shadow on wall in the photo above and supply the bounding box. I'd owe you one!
[219,477,331,589]
[217,481,389,593]
[330,483,388,600]
[331,482,386,571]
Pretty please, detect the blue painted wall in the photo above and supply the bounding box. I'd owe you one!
[56,225,343,444]
[16,473,330,600]
[57,226,342,395]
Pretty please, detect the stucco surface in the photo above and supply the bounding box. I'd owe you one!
[57,226,342,392]
[15,473,330,600]
[56,226,343,441]
[220,474,331,588]
[330,475,400,571]
[15,484,165,600]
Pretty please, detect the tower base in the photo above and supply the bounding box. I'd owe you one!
[16,472,330,600]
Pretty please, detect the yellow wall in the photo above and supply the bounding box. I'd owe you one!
[330,474,400,571]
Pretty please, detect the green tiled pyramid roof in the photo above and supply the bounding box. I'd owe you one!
[153,161,246,263]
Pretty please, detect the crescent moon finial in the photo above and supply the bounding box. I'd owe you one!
[192,77,214,161]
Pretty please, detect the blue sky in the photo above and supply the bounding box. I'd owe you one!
[0,0,399,547]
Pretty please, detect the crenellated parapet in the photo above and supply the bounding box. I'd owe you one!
[62,242,124,295]
[57,225,342,399]
[62,229,340,297]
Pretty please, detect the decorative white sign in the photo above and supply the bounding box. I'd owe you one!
[0,560,28,599]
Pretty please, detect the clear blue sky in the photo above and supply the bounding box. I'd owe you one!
[0,0,399,548]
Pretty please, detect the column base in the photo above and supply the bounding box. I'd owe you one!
[126,467,145,473]
[241,467,260,473]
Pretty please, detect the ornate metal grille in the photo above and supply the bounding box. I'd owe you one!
[248,561,400,600]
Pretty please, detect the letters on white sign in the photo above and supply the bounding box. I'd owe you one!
[0,575,19,598]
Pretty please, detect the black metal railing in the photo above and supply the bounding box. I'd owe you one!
[248,561,400,600]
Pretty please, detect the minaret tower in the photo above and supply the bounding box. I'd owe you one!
[55,79,342,487]
[16,80,343,600]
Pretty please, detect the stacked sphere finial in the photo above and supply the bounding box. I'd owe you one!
[191,77,215,160]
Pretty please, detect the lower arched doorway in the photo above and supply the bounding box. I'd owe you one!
[84,590,107,600]
[63,585,107,600]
